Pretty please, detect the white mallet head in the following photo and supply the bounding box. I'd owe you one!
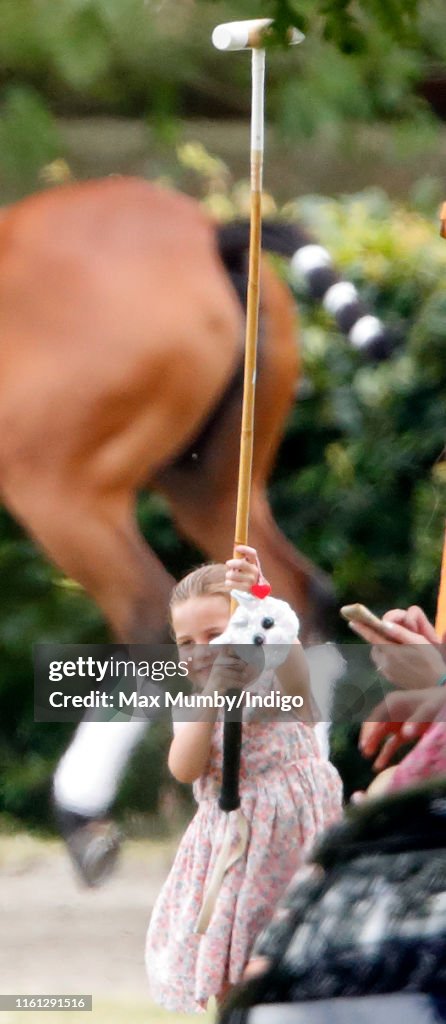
[212,18,304,52]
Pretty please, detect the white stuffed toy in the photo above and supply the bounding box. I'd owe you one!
[210,589,300,669]
[210,589,345,758]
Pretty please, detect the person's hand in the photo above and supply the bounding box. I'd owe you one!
[348,606,445,690]
[359,687,446,770]
[225,545,269,594]
[348,605,441,645]
[369,640,445,690]
[351,766,397,804]
[243,957,271,980]
[381,606,441,643]
[204,647,251,695]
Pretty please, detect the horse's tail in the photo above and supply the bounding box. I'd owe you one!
[217,219,395,361]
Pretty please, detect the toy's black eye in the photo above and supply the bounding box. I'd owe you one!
[261,617,274,629]
[253,634,265,645]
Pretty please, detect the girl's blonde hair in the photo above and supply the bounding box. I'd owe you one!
[169,563,229,626]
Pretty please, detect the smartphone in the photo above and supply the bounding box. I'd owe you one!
[340,603,391,638]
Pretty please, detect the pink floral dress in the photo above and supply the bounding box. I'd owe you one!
[145,708,343,1013]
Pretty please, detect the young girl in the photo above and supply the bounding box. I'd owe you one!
[145,546,343,1013]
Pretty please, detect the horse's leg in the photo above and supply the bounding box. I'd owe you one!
[20,481,175,882]
[243,489,336,642]
[161,482,332,642]
[0,477,174,643]
[53,717,149,885]
[0,478,174,883]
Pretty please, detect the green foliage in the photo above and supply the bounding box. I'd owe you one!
[0,515,104,829]
[0,0,445,187]
[277,189,446,795]
[201,0,420,51]
[277,189,446,622]
[0,85,61,191]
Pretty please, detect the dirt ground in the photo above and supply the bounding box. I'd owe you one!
[0,833,211,1022]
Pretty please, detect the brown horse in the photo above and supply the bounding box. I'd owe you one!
[0,175,334,645]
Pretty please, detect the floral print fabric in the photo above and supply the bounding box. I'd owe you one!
[145,713,343,1013]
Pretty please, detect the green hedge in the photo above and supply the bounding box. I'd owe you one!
[280,190,446,793]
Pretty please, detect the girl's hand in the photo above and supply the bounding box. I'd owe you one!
[205,647,251,694]
[225,545,269,594]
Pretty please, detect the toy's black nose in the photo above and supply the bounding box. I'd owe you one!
[261,617,274,629]
[253,634,265,645]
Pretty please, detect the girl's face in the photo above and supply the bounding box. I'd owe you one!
[171,594,230,687]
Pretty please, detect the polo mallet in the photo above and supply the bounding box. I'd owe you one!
[195,18,303,935]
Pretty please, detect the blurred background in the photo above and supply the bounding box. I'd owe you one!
[1,0,446,1019]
